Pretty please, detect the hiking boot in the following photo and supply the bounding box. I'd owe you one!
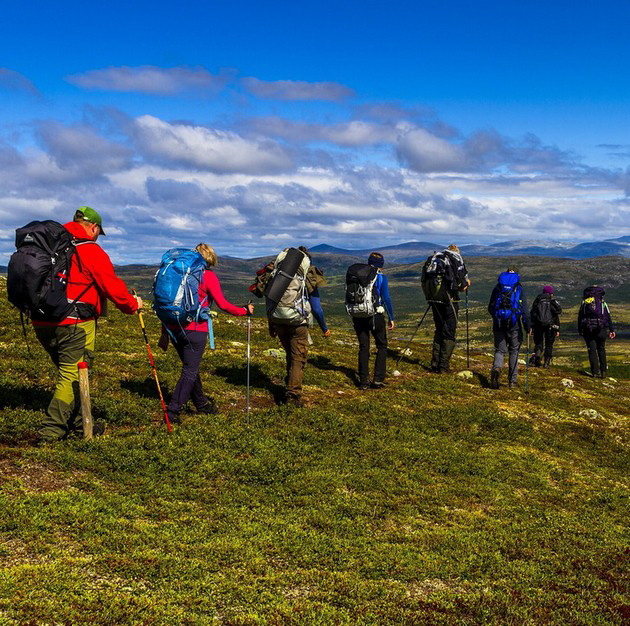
[371,381,387,389]
[197,399,218,415]
[358,383,370,391]
[33,434,61,447]
[490,368,500,389]
[437,366,451,374]
[508,381,519,389]
[92,421,107,437]
[167,411,181,425]
[543,357,551,368]
[286,396,304,408]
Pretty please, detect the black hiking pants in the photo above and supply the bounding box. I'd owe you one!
[582,327,608,376]
[533,324,557,363]
[430,300,459,343]
[353,313,387,385]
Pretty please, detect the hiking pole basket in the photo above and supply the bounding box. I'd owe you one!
[136,305,173,433]
[396,304,431,367]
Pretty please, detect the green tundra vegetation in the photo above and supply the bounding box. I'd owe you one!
[0,255,628,625]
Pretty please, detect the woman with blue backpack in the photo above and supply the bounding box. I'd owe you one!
[578,286,616,378]
[487,266,530,389]
[154,243,254,423]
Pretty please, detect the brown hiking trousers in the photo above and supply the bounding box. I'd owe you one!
[272,323,309,400]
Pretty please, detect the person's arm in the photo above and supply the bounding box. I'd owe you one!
[604,303,615,337]
[203,271,248,316]
[378,274,394,322]
[577,303,585,335]
[308,288,329,334]
[488,286,498,316]
[79,244,139,314]
[520,289,531,333]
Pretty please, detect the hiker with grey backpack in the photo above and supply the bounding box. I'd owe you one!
[346,252,395,390]
[578,286,616,378]
[264,246,329,407]
[421,244,471,374]
[488,266,530,389]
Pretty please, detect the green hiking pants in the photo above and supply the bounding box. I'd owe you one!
[34,321,96,441]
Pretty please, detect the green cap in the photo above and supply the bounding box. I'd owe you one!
[74,206,106,235]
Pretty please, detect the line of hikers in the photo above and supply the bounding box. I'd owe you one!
[5,208,618,442]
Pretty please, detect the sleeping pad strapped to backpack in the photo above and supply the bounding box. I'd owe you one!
[265,247,311,325]
[493,271,523,327]
[7,220,95,321]
[152,248,209,326]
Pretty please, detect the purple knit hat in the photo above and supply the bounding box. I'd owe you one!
[543,285,554,294]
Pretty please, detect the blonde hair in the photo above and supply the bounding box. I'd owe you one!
[195,243,218,267]
[447,244,460,253]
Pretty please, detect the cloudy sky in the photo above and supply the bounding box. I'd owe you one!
[1,0,629,263]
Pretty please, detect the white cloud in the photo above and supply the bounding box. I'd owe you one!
[132,115,294,174]
[67,65,227,95]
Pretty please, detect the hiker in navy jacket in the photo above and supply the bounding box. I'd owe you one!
[578,286,616,378]
[529,285,562,368]
[352,252,395,390]
[488,266,530,389]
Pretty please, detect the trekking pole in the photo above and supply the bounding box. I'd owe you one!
[525,331,530,395]
[136,304,173,433]
[465,289,470,369]
[396,304,431,367]
[77,361,93,440]
[246,302,252,419]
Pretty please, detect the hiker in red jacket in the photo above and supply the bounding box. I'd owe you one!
[32,207,142,443]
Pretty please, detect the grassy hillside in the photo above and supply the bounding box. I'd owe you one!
[0,268,628,624]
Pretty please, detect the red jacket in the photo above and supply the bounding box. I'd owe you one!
[32,221,138,326]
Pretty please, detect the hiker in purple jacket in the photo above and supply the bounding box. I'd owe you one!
[578,286,616,378]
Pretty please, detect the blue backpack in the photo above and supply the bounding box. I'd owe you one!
[493,271,522,327]
[152,248,209,327]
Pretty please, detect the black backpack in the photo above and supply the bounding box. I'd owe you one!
[532,294,555,326]
[7,220,94,321]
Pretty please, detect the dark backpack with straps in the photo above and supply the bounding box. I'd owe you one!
[580,286,607,332]
[7,220,95,321]
[532,294,555,326]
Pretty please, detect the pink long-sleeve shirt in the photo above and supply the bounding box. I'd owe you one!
[167,269,247,332]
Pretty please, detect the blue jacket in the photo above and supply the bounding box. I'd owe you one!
[375,272,394,321]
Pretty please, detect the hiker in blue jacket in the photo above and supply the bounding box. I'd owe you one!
[488,266,530,389]
[352,252,395,390]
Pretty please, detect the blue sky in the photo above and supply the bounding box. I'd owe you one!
[1,0,629,262]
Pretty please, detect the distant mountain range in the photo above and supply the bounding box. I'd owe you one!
[311,236,630,263]
[1,237,628,276]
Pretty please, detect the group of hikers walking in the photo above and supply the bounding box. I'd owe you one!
[5,208,618,443]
